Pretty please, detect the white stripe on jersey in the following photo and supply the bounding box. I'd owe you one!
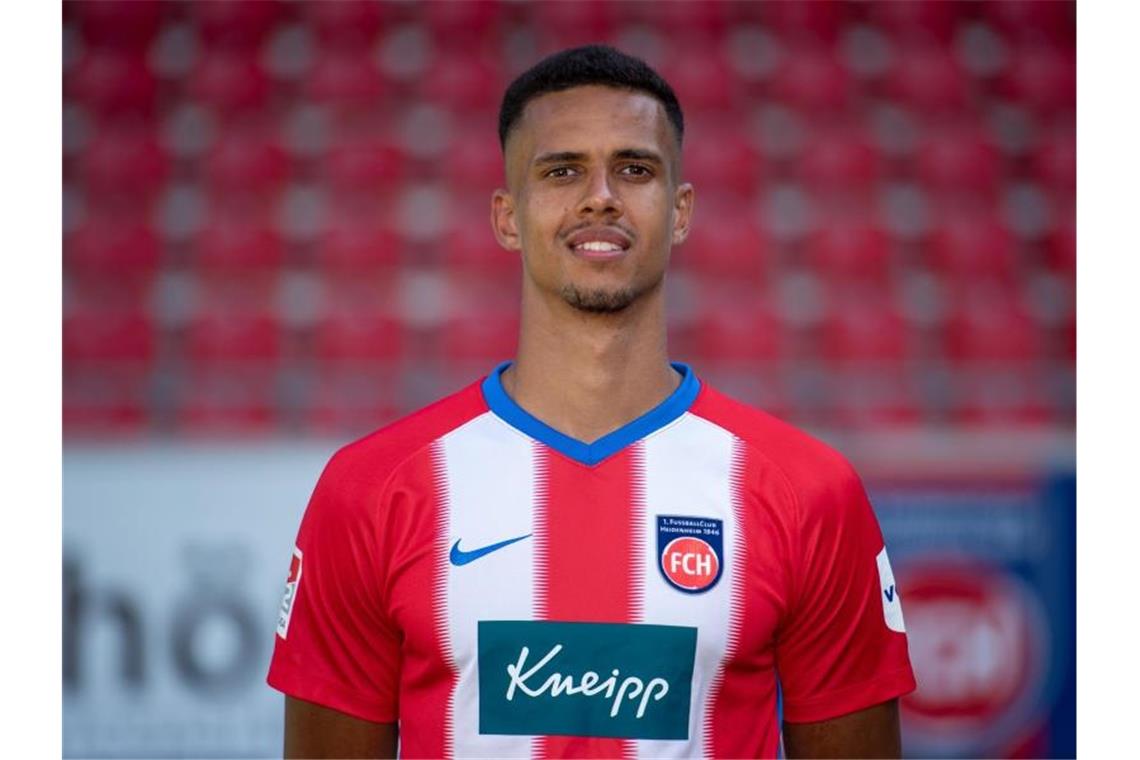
[635,413,739,759]
[442,412,540,758]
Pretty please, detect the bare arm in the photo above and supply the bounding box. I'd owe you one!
[783,698,902,759]
[284,696,398,759]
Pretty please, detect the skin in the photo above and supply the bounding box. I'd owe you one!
[283,84,902,759]
[490,85,694,443]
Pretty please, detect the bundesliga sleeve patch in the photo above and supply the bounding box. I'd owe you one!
[657,515,724,594]
[877,546,906,633]
[276,546,303,639]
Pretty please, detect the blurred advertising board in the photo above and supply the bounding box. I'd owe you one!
[874,473,1076,759]
[63,444,329,758]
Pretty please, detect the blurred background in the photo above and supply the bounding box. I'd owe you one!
[62,1,1075,757]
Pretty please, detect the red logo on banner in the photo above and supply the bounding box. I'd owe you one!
[900,561,1048,748]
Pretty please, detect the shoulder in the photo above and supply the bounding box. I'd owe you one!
[689,382,865,512]
[319,379,489,491]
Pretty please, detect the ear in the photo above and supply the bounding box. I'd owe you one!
[491,188,522,251]
[671,182,694,245]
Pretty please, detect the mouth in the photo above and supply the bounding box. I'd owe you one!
[564,227,634,261]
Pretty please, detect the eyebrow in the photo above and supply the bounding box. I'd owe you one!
[532,148,666,166]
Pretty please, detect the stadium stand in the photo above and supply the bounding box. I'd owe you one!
[62,0,1075,437]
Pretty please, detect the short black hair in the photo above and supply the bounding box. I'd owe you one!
[497,45,684,151]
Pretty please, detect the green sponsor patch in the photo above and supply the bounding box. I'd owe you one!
[478,620,696,740]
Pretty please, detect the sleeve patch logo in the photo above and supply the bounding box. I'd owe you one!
[276,546,303,639]
[877,546,906,633]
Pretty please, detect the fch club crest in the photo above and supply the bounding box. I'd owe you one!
[657,515,724,594]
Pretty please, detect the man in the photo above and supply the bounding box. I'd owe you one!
[268,45,915,759]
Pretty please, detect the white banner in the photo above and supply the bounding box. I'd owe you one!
[63,443,334,758]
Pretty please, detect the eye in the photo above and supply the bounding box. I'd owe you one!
[619,164,654,178]
[544,166,579,179]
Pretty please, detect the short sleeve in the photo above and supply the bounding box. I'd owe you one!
[775,464,916,723]
[266,454,401,723]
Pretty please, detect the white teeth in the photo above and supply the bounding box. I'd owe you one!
[575,241,622,252]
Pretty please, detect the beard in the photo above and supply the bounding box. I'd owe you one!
[559,283,639,314]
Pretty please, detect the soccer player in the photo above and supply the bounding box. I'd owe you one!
[268,45,915,759]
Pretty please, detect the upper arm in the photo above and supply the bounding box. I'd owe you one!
[783,698,901,759]
[267,455,402,724]
[285,696,398,759]
[774,462,916,723]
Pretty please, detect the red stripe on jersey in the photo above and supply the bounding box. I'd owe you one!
[393,443,458,759]
[704,440,782,758]
[535,446,639,759]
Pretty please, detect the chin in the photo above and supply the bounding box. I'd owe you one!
[559,284,639,314]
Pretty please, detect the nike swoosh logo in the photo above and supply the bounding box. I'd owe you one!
[449,533,532,566]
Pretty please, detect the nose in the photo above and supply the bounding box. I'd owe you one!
[576,170,623,218]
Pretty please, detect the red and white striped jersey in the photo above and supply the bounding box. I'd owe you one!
[268,363,916,758]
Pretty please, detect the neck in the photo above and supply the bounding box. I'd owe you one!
[502,279,680,444]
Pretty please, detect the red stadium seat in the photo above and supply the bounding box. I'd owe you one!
[71,0,165,52]
[867,1,965,43]
[761,0,845,45]
[192,212,286,272]
[442,131,505,192]
[1031,130,1076,193]
[944,295,1040,362]
[64,306,156,365]
[682,128,763,197]
[823,370,923,430]
[66,49,157,118]
[439,312,519,363]
[820,300,910,363]
[916,126,1002,196]
[807,220,892,281]
[998,45,1076,113]
[619,0,730,38]
[304,0,390,50]
[302,50,386,108]
[188,0,286,51]
[951,367,1056,427]
[678,209,769,279]
[798,128,881,190]
[421,53,502,111]
[304,366,402,435]
[323,136,408,193]
[983,0,1075,46]
[683,305,783,362]
[315,207,405,272]
[421,0,504,43]
[174,367,279,436]
[442,216,518,273]
[63,366,150,436]
[885,44,970,113]
[79,126,169,199]
[186,309,282,364]
[313,308,406,363]
[203,127,291,196]
[660,52,738,113]
[770,46,851,113]
[531,1,617,47]
[1045,221,1075,275]
[930,212,1018,282]
[66,215,162,276]
[188,52,272,115]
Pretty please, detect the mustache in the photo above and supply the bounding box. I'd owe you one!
[560,222,636,242]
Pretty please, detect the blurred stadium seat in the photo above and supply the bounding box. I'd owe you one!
[62,0,1075,438]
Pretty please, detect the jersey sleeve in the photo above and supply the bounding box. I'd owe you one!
[774,461,916,723]
[266,452,401,723]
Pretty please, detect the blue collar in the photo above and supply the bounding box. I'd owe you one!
[481,361,701,466]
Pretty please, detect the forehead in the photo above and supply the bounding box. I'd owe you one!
[511,85,676,161]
